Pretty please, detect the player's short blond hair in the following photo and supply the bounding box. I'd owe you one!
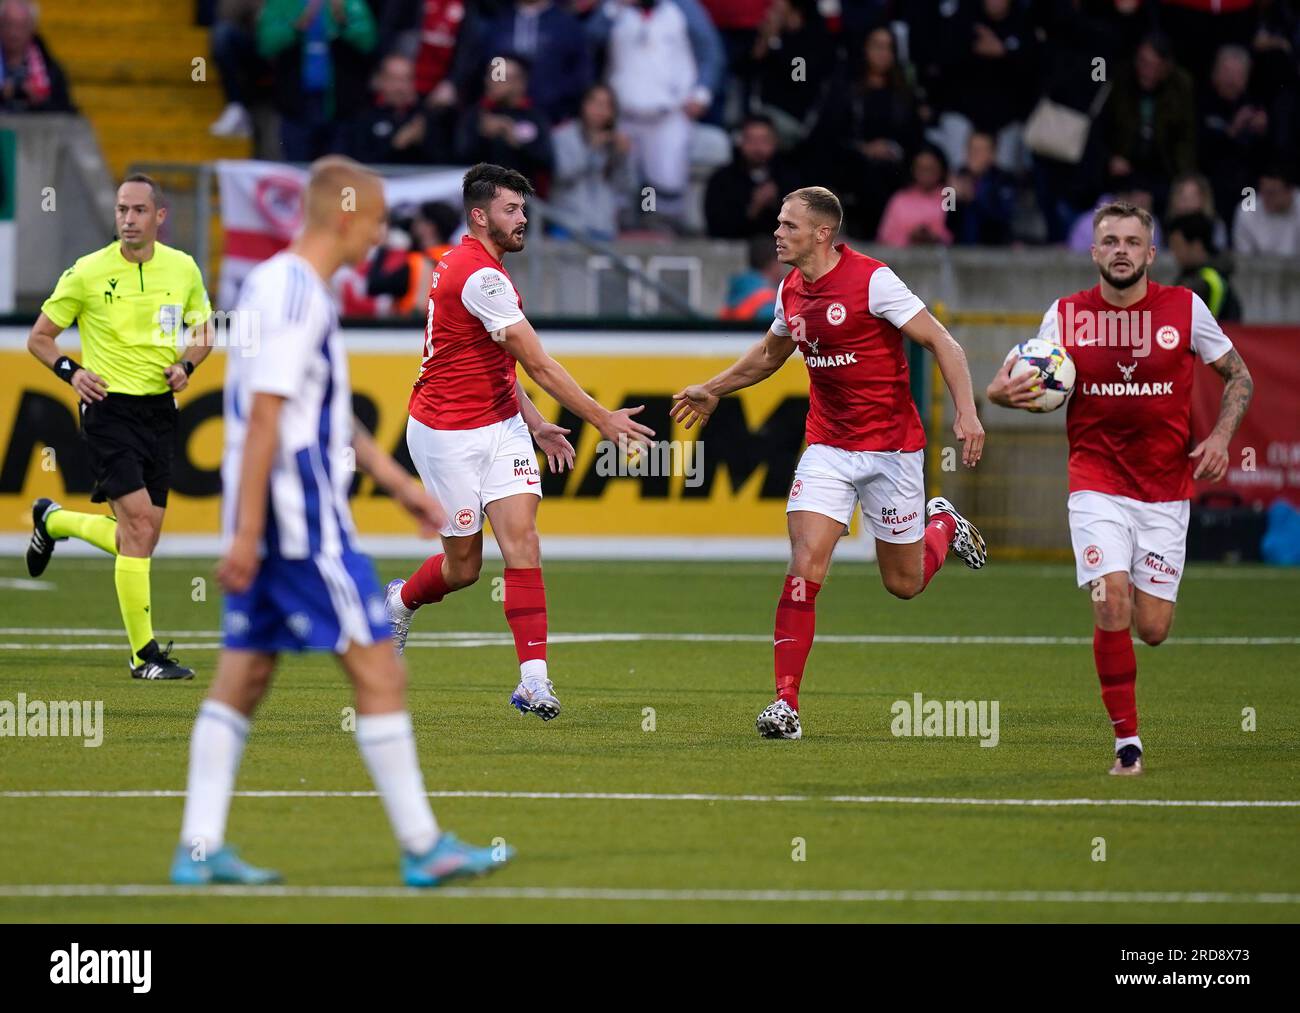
[303,155,382,225]
[783,186,843,235]
[1092,201,1154,237]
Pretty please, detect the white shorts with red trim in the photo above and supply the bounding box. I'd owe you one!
[1068,491,1189,602]
[406,412,541,538]
[785,444,926,543]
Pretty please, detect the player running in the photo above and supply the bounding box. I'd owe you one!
[987,201,1253,776]
[385,163,654,721]
[671,186,987,740]
[25,174,213,680]
[171,157,510,887]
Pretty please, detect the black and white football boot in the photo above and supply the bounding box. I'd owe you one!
[25,497,63,577]
[926,496,987,570]
[756,698,802,739]
[130,640,195,681]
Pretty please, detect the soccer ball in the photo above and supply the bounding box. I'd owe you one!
[1006,338,1076,413]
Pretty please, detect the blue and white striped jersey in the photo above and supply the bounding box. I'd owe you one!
[222,251,358,559]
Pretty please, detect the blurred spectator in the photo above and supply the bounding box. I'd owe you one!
[932,0,1038,174]
[1158,0,1258,86]
[747,0,834,145]
[951,130,1017,245]
[876,145,954,247]
[721,234,783,321]
[1198,45,1271,230]
[595,0,723,227]
[549,83,635,240]
[699,0,768,120]
[1233,165,1300,256]
[209,0,263,138]
[1167,212,1243,322]
[258,0,379,161]
[346,53,440,164]
[367,201,460,316]
[0,0,73,113]
[377,0,483,117]
[1068,185,1162,251]
[1166,170,1229,250]
[811,26,921,239]
[704,114,799,239]
[477,1,592,124]
[453,55,553,181]
[1106,33,1197,207]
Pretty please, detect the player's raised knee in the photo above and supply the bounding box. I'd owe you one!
[1137,623,1170,647]
[883,571,923,600]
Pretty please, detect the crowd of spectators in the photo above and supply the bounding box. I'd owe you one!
[8,0,1300,264]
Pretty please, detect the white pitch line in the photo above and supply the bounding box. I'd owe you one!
[0,578,54,592]
[0,884,1297,905]
[0,630,1297,648]
[3,789,1298,809]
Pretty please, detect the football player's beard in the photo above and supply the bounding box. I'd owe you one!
[489,221,526,252]
[1100,259,1146,289]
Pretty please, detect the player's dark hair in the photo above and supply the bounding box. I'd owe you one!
[120,173,164,209]
[783,186,843,236]
[463,163,535,219]
[1167,212,1216,251]
[1093,200,1154,236]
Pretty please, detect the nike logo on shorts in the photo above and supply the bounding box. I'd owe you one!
[891,526,912,534]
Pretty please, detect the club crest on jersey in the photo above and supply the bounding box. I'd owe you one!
[1156,325,1180,350]
[1117,361,1137,381]
[455,508,476,529]
[826,302,847,326]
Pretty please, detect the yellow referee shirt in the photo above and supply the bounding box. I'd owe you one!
[41,241,212,396]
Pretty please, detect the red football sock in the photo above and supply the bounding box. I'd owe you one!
[921,512,956,589]
[1094,626,1138,738]
[504,567,547,664]
[401,553,451,610]
[774,574,821,711]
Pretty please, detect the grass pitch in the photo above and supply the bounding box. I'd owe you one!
[1,555,1297,923]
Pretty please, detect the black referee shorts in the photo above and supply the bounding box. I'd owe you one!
[79,392,178,508]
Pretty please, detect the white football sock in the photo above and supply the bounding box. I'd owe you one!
[356,711,439,855]
[1115,735,1143,753]
[179,699,250,854]
[521,658,548,688]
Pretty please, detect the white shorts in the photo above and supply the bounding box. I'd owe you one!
[786,444,926,544]
[406,413,541,537]
[1068,491,1189,602]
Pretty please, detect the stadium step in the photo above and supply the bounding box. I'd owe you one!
[36,0,251,180]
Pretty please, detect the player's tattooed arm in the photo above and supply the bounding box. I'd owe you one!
[1190,349,1253,482]
[670,328,796,429]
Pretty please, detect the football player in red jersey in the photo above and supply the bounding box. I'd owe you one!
[988,201,1253,775]
[386,164,655,721]
[672,187,987,740]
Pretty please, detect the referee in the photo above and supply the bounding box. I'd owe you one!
[24,174,213,680]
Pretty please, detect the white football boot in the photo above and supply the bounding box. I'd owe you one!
[384,579,414,655]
